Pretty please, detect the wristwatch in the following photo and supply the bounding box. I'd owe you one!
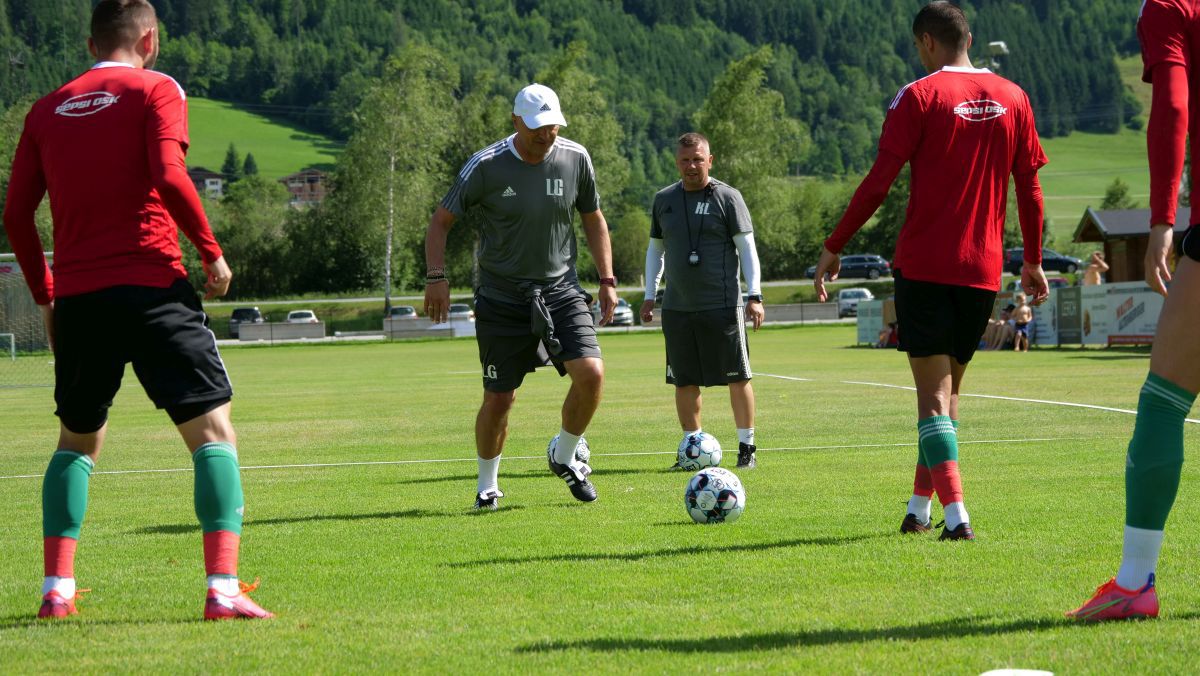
[746,293,764,302]
[599,277,617,287]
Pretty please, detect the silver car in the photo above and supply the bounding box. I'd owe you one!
[836,288,873,318]
[591,298,634,326]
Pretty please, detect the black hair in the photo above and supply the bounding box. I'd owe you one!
[91,0,156,55]
[912,2,970,52]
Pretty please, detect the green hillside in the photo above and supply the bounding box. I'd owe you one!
[1034,54,1152,242]
[185,97,341,180]
[1038,128,1148,240]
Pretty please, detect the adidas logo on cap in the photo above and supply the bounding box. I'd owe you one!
[502,186,517,197]
[514,83,567,127]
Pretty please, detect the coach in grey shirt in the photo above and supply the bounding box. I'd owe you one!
[425,83,617,509]
[641,132,764,469]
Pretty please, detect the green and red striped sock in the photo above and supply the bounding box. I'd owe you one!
[919,416,968,527]
[193,442,243,577]
[42,450,94,580]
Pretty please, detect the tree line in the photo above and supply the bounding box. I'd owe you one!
[0,0,1144,300]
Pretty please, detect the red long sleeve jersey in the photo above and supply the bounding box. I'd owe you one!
[2,62,221,304]
[826,66,1047,291]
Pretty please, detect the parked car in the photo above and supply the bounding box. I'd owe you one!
[1005,277,1070,292]
[285,310,319,324]
[228,307,263,338]
[447,303,475,320]
[837,287,874,318]
[387,305,418,320]
[806,254,891,280]
[590,298,635,326]
[1004,248,1083,275]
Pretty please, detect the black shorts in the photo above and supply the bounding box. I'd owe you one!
[661,307,751,387]
[475,292,601,392]
[53,280,232,433]
[1178,224,1200,262]
[893,270,997,365]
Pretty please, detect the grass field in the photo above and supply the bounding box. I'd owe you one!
[2,326,1199,672]
[186,97,341,179]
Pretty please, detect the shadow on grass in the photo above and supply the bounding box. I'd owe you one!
[517,616,1057,653]
[0,614,198,631]
[391,467,664,486]
[516,611,1200,654]
[132,509,454,534]
[447,533,883,568]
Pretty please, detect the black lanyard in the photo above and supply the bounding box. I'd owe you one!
[681,183,714,266]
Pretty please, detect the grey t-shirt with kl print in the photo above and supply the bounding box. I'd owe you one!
[650,178,753,311]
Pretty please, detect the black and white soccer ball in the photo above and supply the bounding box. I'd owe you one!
[684,467,745,524]
[676,432,722,470]
[548,434,590,465]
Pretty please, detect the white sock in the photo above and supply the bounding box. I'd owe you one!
[1116,525,1165,590]
[943,501,969,530]
[737,427,755,446]
[683,429,701,437]
[907,495,932,523]
[477,455,501,495]
[553,429,582,467]
[41,576,75,599]
[207,575,239,596]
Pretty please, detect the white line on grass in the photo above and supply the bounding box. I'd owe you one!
[759,373,1200,424]
[0,437,1081,481]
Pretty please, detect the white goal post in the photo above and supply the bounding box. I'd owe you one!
[0,253,54,386]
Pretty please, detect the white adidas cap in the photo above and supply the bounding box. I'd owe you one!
[513,83,567,129]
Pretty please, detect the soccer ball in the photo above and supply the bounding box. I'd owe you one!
[676,432,721,470]
[548,434,590,465]
[684,467,745,524]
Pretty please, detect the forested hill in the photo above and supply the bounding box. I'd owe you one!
[0,1,1146,297]
[1,0,1139,180]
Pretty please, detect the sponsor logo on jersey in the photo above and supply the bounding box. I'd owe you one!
[953,99,1007,122]
[546,178,564,197]
[695,202,711,215]
[55,91,121,117]
[502,186,517,197]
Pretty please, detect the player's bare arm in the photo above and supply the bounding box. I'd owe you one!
[423,205,456,323]
[814,248,841,303]
[39,302,55,353]
[203,256,233,300]
[1146,224,1174,297]
[581,209,617,326]
[817,151,907,302]
[1013,170,1049,305]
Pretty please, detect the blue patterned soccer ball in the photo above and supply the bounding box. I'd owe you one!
[548,434,590,465]
[676,432,722,470]
[684,467,745,524]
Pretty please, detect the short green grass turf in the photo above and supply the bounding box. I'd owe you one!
[1,325,1198,672]
[186,97,341,180]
